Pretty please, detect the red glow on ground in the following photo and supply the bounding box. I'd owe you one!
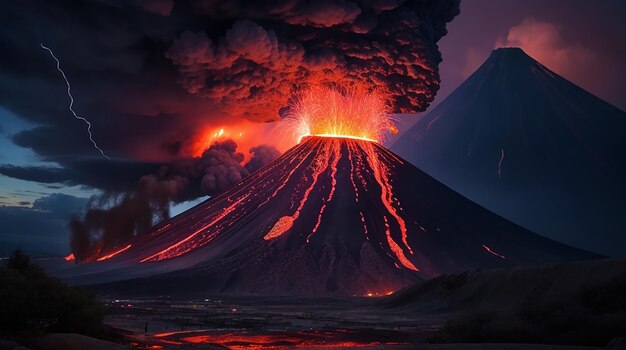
[364,290,395,297]
[482,244,507,259]
[153,330,405,349]
[96,244,132,261]
[64,253,75,261]
[264,138,332,241]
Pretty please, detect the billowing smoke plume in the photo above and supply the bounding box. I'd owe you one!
[69,140,279,261]
[245,145,282,173]
[166,0,460,121]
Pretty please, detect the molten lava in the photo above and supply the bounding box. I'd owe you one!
[283,86,396,143]
[152,329,406,349]
[262,136,417,271]
[96,244,132,261]
[80,85,594,296]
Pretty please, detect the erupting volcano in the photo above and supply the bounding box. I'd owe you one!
[62,87,595,296]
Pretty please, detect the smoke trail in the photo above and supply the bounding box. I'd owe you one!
[40,43,110,160]
[68,139,280,261]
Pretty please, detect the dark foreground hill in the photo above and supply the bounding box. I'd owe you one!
[381,258,626,346]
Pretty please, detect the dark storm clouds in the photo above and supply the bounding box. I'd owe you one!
[0,193,88,255]
[0,0,459,166]
[0,140,273,201]
[0,0,459,256]
[0,159,161,192]
[165,0,460,121]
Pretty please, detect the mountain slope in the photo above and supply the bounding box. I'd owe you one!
[392,47,626,256]
[53,135,596,296]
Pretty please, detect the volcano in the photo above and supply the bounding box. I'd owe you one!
[62,135,595,296]
[392,48,626,256]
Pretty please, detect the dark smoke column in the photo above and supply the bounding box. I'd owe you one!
[166,0,461,121]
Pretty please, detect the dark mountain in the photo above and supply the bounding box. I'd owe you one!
[392,47,626,256]
[51,135,595,296]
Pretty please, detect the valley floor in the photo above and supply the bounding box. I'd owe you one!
[105,295,441,349]
[102,296,608,350]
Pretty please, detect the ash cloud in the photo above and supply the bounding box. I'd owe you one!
[245,145,281,173]
[0,0,456,259]
[68,140,279,261]
[0,0,458,164]
[166,0,460,121]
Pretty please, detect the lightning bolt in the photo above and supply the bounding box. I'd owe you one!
[498,147,505,179]
[40,44,110,160]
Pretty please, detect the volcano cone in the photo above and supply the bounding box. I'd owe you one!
[72,136,595,296]
[392,48,626,256]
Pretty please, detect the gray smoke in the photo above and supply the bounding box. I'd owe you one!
[69,140,279,261]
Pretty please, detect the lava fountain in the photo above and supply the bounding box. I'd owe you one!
[75,87,593,296]
[282,86,397,143]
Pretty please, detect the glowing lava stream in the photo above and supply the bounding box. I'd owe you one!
[133,135,419,273]
[264,139,330,240]
[263,137,418,272]
[96,244,132,261]
[306,140,340,242]
[136,144,311,263]
[482,244,507,260]
[362,141,413,255]
[140,193,251,262]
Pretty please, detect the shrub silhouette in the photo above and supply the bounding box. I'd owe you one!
[0,250,104,336]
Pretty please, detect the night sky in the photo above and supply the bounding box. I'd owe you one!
[1,0,624,256]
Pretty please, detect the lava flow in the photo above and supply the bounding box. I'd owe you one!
[79,87,594,296]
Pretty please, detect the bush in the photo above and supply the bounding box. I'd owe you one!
[0,250,105,336]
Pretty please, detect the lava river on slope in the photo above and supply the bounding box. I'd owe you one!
[58,136,596,296]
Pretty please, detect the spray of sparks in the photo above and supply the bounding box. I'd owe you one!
[40,44,110,160]
[282,86,397,144]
